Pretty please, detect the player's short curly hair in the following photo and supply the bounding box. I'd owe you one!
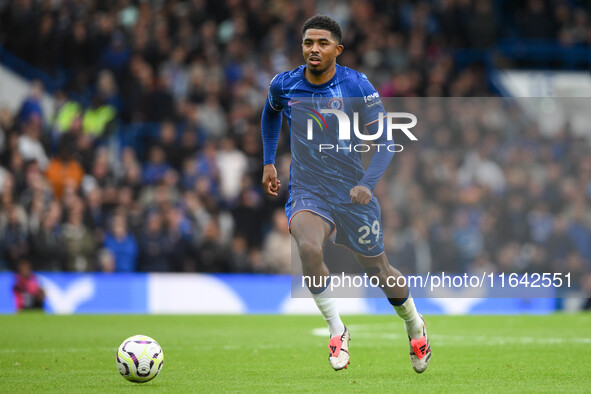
[302,14,342,44]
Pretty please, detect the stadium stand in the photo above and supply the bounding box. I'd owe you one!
[0,0,589,305]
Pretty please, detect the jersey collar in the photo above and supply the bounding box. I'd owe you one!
[301,64,339,89]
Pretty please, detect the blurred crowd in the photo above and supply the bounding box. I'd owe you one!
[0,0,590,298]
[4,0,591,104]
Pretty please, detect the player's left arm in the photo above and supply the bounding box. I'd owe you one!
[350,74,394,205]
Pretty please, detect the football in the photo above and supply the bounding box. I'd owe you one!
[116,335,164,383]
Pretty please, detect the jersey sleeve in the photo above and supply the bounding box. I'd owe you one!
[267,74,284,111]
[261,74,284,165]
[356,73,386,135]
[355,73,395,192]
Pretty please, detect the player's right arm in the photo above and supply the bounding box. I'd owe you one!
[353,73,394,199]
[261,75,284,197]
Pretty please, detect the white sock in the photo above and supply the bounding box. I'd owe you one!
[393,296,423,340]
[311,284,345,338]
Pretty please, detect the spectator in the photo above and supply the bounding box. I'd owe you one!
[17,80,44,125]
[0,164,10,199]
[232,187,264,248]
[89,148,117,188]
[230,235,255,272]
[96,69,123,115]
[155,121,180,170]
[198,219,231,272]
[18,117,49,170]
[82,96,117,138]
[396,216,434,275]
[31,13,57,75]
[20,165,53,221]
[181,157,200,191]
[137,212,171,272]
[100,32,131,76]
[194,140,220,194]
[12,257,45,311]
[518,0,557,39]
[466,0,498,48]
[457,149,506,194]
[527,201,554,244]
[103,214,138,272]
[98,248,116,273]
[141,73,175,123]
[161,45,189,102]
[216,136,248,205]
[45,134,85,199]
[64,21,92,79]
[0,204,30,267]
[143,146,172,185]
[261,209,291,274]
[52,91,83,135]
[546,216,575,264]
[568,214,591,263]
[163,206,196,272]
[0,107,14,154]
[453,210,484,269]
[61,201,96,272]
[197,95,228,139]
[30,202,64,271]
[178,128,202,169]
[498,193,530,244]
[139,179,181,214]
[6,146,27,195]
[84,186,107,234]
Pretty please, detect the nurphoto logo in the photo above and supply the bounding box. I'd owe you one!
[305,108,418,153]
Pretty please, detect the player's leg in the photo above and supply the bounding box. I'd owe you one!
[290,211,332,288]
[331,196,430,373]
[290,211,350,370]
[332,199,423,338]
[354,253,422,336]
[355,252,431,373]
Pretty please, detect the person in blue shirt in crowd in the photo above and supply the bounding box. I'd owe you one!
[103,213,138,273]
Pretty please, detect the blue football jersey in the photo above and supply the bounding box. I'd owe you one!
[267,64,388,203]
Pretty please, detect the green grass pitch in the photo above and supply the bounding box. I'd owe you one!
[0,313,590,393]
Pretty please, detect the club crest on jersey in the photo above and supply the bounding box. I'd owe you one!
[328,97,343,110]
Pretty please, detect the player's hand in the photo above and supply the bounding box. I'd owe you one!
[262,164,281,197]
[350,185,371,205]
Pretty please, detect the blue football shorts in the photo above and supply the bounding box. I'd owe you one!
[285,191,384,257]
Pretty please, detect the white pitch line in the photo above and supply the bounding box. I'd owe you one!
[0,347,116,354]
[312,327,591,346]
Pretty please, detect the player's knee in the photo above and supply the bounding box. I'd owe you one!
[362,259,388,274]
[363,261,397,282]
[297,240,323,265]
[364,266,385,282]
[364,265,382,277]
